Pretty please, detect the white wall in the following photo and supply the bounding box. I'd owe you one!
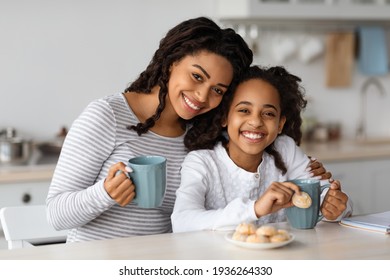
[1,0,390,141]
[0,0,216,140]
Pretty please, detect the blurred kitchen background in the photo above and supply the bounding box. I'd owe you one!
[1,0,390,248]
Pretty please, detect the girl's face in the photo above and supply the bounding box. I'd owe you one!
[223,78,286,164]
[167,51,233,120]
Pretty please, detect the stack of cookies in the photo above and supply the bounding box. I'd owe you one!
[232,223,291,243]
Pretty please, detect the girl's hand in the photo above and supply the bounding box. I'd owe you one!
[307,157,332,180]
[104,162,135,207]
[321,179,348,220]
[254,182,301,218]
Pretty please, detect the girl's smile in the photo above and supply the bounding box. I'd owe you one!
[241,130,266,142]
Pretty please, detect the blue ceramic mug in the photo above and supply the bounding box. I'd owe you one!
[286,179,330,229]
[127,155,167,208]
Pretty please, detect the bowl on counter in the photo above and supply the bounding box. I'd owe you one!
[35,140,63,156]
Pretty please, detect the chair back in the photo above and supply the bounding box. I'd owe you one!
[0,205,68,249]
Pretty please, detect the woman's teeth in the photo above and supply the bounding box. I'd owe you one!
[183,95,201,111]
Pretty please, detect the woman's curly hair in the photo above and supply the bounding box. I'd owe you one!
[124,17,253,135]
[185,65,307,174]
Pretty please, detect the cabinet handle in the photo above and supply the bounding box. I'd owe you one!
[22,193,31,204]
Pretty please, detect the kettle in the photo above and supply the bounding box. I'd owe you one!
[0,128,32,164]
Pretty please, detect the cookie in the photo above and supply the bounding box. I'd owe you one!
[270,233,290,243]
[246,234,270,243]
[277,229,290,237]
[232,231,247,242]
[235,223,256,235]
[256,225,277,237]
[292,191,312,208]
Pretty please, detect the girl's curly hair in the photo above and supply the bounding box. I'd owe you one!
[125,17,253,135]
[185,65,307,174]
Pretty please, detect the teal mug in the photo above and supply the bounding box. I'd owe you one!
[127,155,167,208]
[286,179,330,229]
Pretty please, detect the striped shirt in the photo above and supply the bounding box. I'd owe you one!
[46,93,188,242]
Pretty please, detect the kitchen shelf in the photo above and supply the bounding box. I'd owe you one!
[217,0,390,30]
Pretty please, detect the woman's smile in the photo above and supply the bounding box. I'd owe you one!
[182,93,202,112]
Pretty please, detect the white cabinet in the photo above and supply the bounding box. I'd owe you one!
[216,0,390,30]
[0,180,50,230]
[0,181,49,207]
[217,0,390,20]
[324,158,390,215]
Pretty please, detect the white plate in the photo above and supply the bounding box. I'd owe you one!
[225,232,295,249]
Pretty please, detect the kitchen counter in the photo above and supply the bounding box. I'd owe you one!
[301,138,390,163]
[0,221,388,260]
[0,150,57,184]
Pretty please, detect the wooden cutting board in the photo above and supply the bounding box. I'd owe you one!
[325,32,356,88]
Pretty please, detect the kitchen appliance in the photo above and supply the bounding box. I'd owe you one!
[0,128,32,164]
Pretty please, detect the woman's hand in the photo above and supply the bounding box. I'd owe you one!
[104,162,135,207]
[321,179,348,220]
[254,182,301,218]
[307,157,332,180]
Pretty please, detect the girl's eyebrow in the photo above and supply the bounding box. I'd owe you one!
[235,101,252,107]
[263,104,279,111]
[235,101,279,111]
[192,64,229,88]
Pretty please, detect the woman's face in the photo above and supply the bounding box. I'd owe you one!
[223,78,286,164]
[167,51,233,120]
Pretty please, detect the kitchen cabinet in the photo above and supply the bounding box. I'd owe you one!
[301,140,390,216]
[216,0,390,29]
[0,180,50,230]
[324,158,390,216]
[0,159,55,231]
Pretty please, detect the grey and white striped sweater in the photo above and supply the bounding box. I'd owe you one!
[46,93,188,242]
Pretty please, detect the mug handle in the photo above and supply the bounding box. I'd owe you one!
[114,170,138,204]
[317,184,331,222]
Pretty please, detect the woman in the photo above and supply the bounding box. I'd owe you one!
[46,17,253,242]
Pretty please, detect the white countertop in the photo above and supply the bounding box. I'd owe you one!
[0,221,388,260]
[0,164,55,184]
[301,138,390,163]
[0,150,57,184]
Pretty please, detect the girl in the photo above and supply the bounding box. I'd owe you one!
[46,17,253,242]
[172,66,352,232]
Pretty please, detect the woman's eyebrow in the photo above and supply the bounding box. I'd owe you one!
[192,64,229,88]
[192,64,210,78]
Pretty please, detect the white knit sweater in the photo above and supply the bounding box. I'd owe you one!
[172,135,317,232]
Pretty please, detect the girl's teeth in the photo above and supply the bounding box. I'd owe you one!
[183,95,200,111]
[243,132,263,139]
